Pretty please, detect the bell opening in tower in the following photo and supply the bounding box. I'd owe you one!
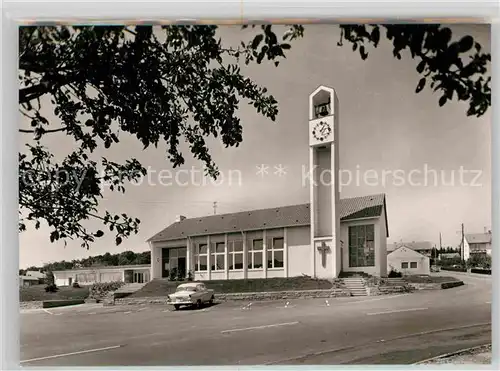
[312,89,332,119]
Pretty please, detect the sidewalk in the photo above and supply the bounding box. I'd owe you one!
[419,344,491,365]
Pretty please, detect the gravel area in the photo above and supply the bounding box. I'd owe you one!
[420,344,491,365]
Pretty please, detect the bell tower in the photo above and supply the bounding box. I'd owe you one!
[308,86,341,278]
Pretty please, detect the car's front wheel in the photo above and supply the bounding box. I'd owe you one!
[209,296,214,305]
[174,304,180,311]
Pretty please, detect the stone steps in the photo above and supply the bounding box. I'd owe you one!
[343,277,368,296]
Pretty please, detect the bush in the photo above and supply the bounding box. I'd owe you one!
[176,269,185,281]
[89,281,125,299]
[388,269,402,278]
[72,282,81,288]
[169,268,178,281]
[44,283,58,293]
[45,271,55,286]
[467,254,491,269]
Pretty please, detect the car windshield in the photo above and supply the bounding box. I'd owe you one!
[176,286,196,292]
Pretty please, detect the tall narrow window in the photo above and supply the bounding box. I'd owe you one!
[267,237,284,268]
[194,243,208,271]
[229,240,243,270]
[210,242,225,271]
[248,239,264,269]
[348,224,375,267]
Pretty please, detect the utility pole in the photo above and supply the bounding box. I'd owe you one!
[213,201,217,215]
[461,223,465,261]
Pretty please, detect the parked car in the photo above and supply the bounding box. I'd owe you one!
[167,282,214,310]
[430,265,440,272]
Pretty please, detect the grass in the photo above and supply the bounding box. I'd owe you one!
[402,275,460,284]
[130,276,335,298]
[205,276,335,293]
[20,285,90,302]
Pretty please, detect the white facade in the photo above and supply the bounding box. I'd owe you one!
[150,216,388,281]
[53,265,151,286]
[387,246,430,276]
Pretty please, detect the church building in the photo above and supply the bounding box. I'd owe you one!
[148,86,389,280]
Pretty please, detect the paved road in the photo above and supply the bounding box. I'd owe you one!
[20,272,491,366]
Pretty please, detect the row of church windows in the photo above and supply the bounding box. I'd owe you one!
[174,223,376,271]
[194,237,285,272]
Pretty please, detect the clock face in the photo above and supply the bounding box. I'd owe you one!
[312,121,332,142]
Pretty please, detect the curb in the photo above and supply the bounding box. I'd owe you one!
[413,343,491,364]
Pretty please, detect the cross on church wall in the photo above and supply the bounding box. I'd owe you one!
[317,241,330,268]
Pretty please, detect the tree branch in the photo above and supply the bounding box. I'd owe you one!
[19,127,67,134]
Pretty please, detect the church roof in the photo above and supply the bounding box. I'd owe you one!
[148,193,388,242]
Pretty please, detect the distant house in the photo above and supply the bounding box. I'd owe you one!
[439,252,461,260]
[26,270,46,281]
[53,265,151,286]
[19,275,40,288]
[387,246,430,275]
[387,241,433,257]
[462,231,492,260]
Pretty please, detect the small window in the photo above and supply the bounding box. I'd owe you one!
[410,262,417,269]
[401,262,409,269]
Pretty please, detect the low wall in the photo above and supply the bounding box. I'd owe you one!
[216,288,350,301]
[367,286,410,296]
[470,268,491,275]
[409,283,441,290]
[113,288,351,305]
[441,281,464,289]
[441,267,467,272]
[407,281,464,290]
[42,299,85,308]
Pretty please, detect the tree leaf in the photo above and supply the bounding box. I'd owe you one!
[459,35,474,53]
[360,45,368,60]
[416,77,426,93]
[439,95,447,107]
[416,60,426,74]
[251,34,264,50]
[371,27,380,46]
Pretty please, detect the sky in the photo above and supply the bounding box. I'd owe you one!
[19,24,491,268]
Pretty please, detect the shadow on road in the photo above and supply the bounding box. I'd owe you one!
[174,302,221,311]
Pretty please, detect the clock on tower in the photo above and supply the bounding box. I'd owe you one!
[312,120,332,142]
